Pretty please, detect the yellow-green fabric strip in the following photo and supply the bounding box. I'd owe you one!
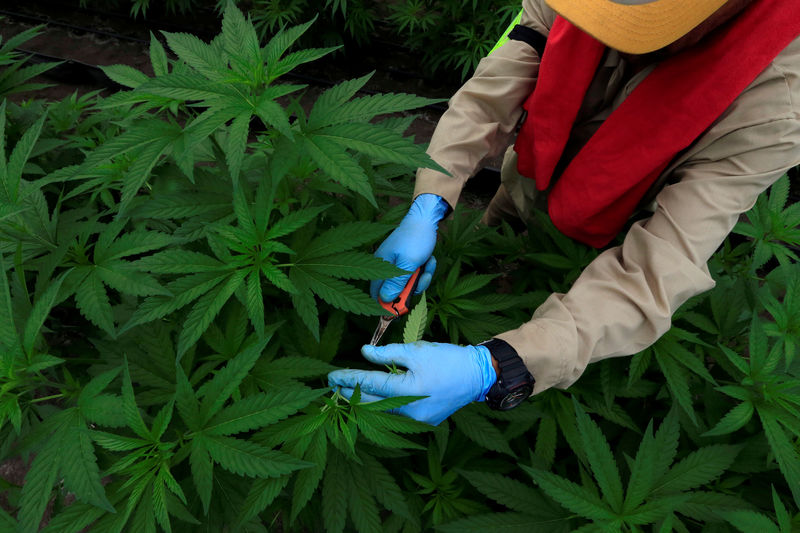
[489,10,523,55]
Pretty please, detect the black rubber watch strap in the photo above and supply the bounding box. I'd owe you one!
[481,339,534,410]
[481,338,518,363]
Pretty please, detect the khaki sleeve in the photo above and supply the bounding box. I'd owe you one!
[496,73,800,394]
[413,0,554,208]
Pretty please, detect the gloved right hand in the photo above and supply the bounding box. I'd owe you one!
[370,194,450,302]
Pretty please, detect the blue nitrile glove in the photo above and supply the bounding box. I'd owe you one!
[327,342,497,426]
[370,194,450,302]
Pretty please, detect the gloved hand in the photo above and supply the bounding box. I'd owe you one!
[327,342,497,425]
[370,194,450,302]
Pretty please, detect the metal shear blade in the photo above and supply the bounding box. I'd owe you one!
[370,315,394,346]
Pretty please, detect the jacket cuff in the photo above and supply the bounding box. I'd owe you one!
[494,293,579,395]
[414,167,465,210]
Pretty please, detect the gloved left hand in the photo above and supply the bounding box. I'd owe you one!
[327,342,497,426]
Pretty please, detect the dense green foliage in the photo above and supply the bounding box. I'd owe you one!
[76,0,520,80]
[1,5,800,532]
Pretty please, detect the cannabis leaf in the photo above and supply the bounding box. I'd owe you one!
[17,369,125,532]
[734,175,800,271]
[403,292,428,343]
[521,403,738,531]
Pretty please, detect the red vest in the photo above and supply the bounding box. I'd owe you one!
[514,0,800,248]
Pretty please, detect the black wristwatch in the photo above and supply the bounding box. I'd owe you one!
[480,339,534,411]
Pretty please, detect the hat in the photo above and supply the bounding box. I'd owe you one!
[545,0,730,54]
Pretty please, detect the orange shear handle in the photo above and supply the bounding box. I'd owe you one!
[379,267,422,317]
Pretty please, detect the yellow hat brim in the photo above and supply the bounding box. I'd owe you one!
[545,0,730,54]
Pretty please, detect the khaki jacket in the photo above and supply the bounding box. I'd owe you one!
[413,0,800,394]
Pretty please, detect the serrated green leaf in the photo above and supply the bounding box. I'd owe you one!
[132,250,226,274]
[22,271,67,355]
[175,365,201,431]
[522,465,615,521]
[361,451,411,519]
[702,401,754,437]
[244,270,265,337]
[160,33,228,83]
[97,230,174,264]
[60,412,115,513]
[306,73,373,130]
[452,408,515,457]
[356,414,425,450]
[75,270,115,337]
[204,435,311,478]
[574,399,624,512]
[357,395,427,413]
[149,32,169,76]
[151,400,175,442]
[6,109,46,202]
[760,411,800,507]
[189,437,213,515]
[655,352,697,425]
[290,271,320,339]
[314,91,443,129]
[772,486,791,533]
[266,205,328,240]
[301,221,392,259]
[316,122,446,173]
[290,430,327,522]
[255,96,294,139]
[17,435,60,533]
[221,1,260,67]
[293,267,380,316]
[120,138,175,214]
[535,416,557,469]
[654,445,739,494]
[261,262,297,293]
[122,359,151,439]
[322,450,349,533]
[303,134,376,206]
[437,512,569,533]
[176,269,247,358]
[225,112,250,182]
[347,460,382,533]
[123,271,230,332]
[299,252,407,281]
[403,293,427,343]
[624,495,688,525]
[460,470,560,517]
[258,356,335,381]
[101,64,149,89]
[96,263,170,297]
[197,336,271,424]
[675,491,751,523]
[78,120,174,173]
[206,387,323,435]
[236,476,291,526]
[40,502,104,533]
[719,510,780,533]
[623,421,658,512]
[91,431,148,452]
[81,394,126,428]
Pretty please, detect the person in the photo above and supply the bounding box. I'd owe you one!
[328,0,800,425]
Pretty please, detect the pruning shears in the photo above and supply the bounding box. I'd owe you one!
[369,267,422,346]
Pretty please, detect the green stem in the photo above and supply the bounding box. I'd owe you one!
[30,393,63,403]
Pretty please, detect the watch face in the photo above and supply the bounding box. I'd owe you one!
[499,385,532,410]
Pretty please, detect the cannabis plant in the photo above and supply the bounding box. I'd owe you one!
[1,2,799,532]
